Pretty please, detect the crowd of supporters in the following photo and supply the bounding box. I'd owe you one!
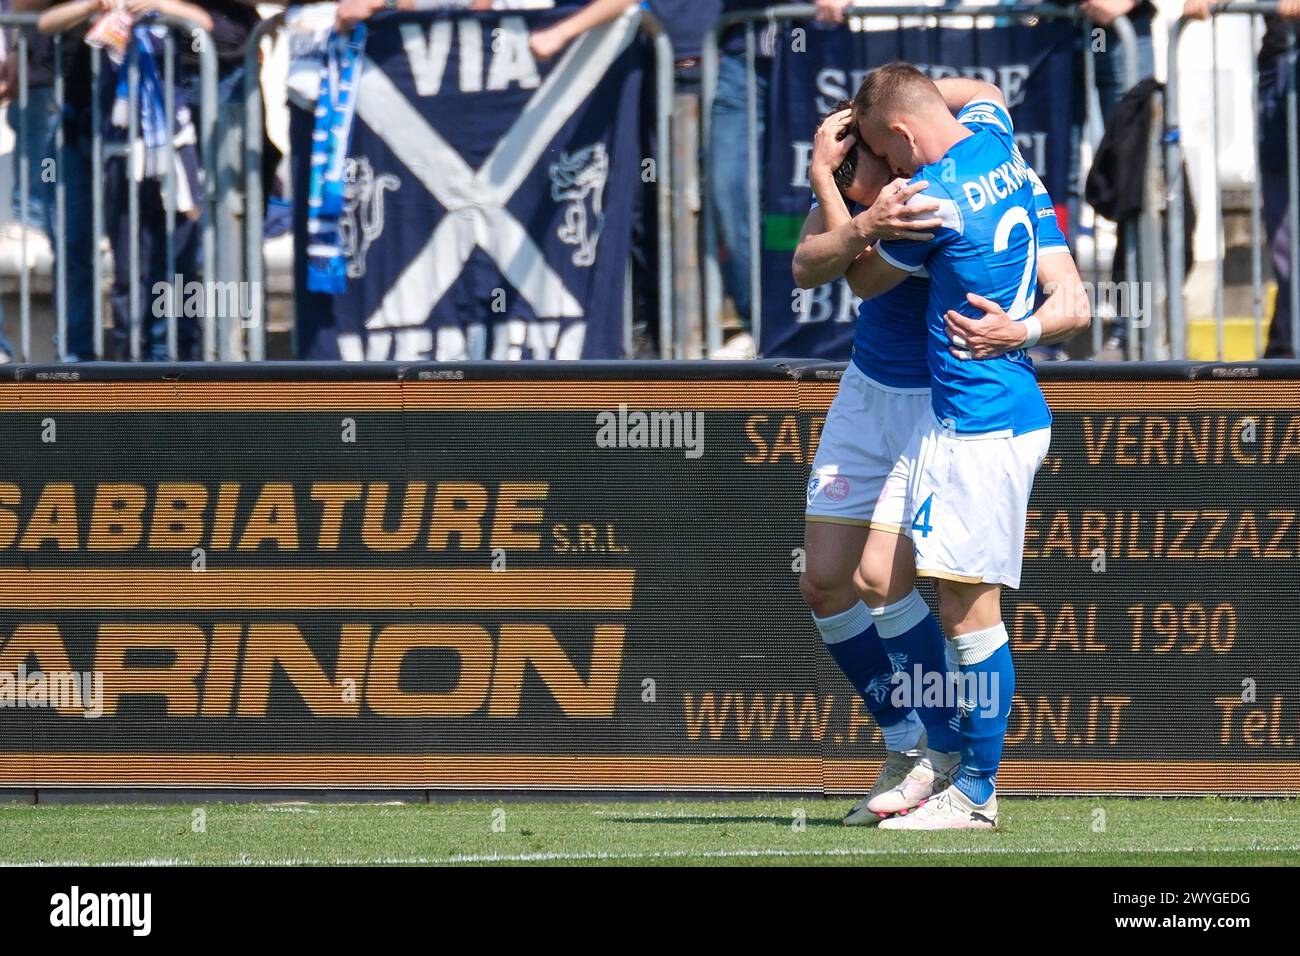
[0,0,1294,361]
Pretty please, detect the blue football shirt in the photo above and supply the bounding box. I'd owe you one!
[807,136,1067,394]
[876,100,1053,437]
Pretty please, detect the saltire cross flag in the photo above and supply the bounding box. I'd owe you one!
[309,7,644,360]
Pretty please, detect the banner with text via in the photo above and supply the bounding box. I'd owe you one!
[300,9,644,361]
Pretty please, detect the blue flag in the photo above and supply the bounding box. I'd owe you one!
[309,8,644,361]
[760,17,1077,359]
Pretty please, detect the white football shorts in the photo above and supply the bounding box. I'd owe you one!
[898,416,1051,589]
[805,362,931,534]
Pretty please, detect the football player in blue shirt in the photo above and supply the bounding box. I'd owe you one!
[800,67,1086,832]
[796,103,957,827]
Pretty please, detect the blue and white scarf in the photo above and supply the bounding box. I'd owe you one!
[107,23,200,214]
[306,23,367,294]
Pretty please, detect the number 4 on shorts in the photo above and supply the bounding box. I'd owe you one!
[912,493,934,538]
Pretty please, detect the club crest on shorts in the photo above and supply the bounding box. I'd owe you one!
[824,475,850,501]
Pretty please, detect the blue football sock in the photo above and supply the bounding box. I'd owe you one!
[814,600,924,752]
[871,589,961,753]
[950,623,1015,806]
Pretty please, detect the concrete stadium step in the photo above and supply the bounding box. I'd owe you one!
[1185,282,1277,360]
[1187,317,1267,360]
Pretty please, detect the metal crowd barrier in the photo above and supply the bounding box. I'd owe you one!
[1099,13,1148,361]
[0,12,220,362]
[640,11,675,361]
[700,3,1144,358]
[241,10,283,363]
[1165,2,1299,360]
[241,9,676,361]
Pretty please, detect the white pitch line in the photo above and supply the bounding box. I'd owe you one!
[594,810,1300,824]
[2,858,200,867]
[1053,816,1300,824]
[254,807,321,814]
[589,810,745,818]
[4,844,1300,867]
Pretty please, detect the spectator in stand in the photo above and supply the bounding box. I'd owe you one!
[630,0,720,357]
[811,0,852,23]
[278,0,337,358]
[706,0,773,359]
[0,5,55,253]
[18,0,97,360]
[196,1,270,360]
[334,0,637,54]
[1186,0,1300,358]
[0,5,55,361]
[34,0,257,360]
[1078,0,1156,123]
[1070,0,1156,360]
[703,0,874,359]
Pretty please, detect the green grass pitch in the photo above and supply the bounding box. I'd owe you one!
[2,797,1299,866]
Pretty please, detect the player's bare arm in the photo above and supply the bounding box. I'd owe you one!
[932,76,1006,112]
[839,175,949,300]
[799,182,939,290]
[843,225,916,301]
[944,252,1091,360]
[793,109,867,287]
[840,82,1007,301]
[793,110,940,288]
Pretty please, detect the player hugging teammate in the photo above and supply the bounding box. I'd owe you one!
[796,65,1091,829]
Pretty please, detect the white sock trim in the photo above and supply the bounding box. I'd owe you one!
[952,622,1009,667]
[813,600,874,645]
[870,589,931,639]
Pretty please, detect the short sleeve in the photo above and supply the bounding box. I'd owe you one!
[1022,162,1069,256]
[1033,190,1069,257]
[875,179,962,273]
[957,99,1015,146]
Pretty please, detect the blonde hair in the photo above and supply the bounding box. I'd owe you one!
[851,62,945,130]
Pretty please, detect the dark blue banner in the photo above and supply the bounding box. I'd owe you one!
[761,17,1078,359]
[303,9,643,360]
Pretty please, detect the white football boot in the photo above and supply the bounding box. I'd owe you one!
[877,783,999,830]
[866,749,961,816]
[842,735,926,826]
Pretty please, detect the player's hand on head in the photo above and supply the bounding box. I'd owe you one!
[811,108,856,182]
[857,178,942,242]
[945,293,1029,360]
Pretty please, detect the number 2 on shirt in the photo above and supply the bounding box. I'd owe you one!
[995,205,1037,323]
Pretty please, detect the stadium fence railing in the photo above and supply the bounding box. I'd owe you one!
[698,3,1158,359]
[5,6,1297,363]
[1165,2,1299,360]
[0,11,223,363]
[238,8,677,362]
